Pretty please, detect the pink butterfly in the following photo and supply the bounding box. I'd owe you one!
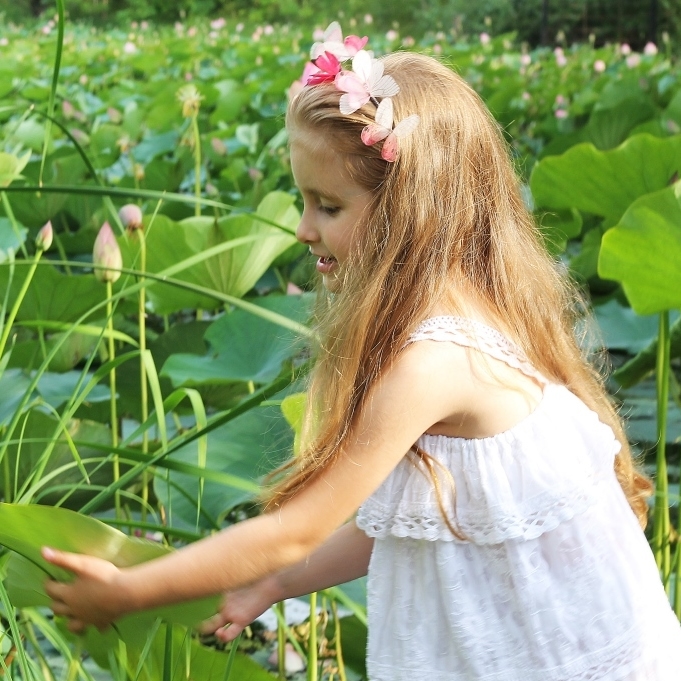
[305,51,341,85]
[335,51,399,115]
[360,97,420,162]
[311,21,368,62]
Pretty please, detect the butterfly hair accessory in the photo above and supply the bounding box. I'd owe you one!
[300,22,419,162]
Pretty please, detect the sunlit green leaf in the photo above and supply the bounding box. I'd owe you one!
[530,134,681,222]
[598,182,681,314]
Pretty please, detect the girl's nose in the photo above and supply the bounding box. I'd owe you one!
[295,211,318,245]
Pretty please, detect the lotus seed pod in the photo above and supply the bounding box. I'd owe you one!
[35,221,53,251]
[93,222,123,283]
[118,203,143,230]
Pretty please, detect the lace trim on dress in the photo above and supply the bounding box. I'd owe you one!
[406,315,547,385]
[356,479,601,543]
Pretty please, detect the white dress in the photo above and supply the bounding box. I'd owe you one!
[356,316,681,681]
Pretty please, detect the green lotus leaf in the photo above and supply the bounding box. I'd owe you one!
[0,151,30,188]
[530,134,681,222]
[161,294,311,387]
[598,182,681,314]
[0,503,219,628]
[120,192,299,315]
[154,404,293,528]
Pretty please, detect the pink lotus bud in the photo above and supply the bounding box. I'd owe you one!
[479,32,490,45]
[620,43,631,55]
[35,221,53,251]
[593,59,606,73]
[644,42,658,55]
[118,204,143,230]
[92,222,123,284]
[93,222,122,283]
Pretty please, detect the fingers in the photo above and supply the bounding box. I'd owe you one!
[199,612,230,635]
[215,622,245,643]
[41,547,88,575]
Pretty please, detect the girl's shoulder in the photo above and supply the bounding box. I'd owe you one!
[401,314,546,440]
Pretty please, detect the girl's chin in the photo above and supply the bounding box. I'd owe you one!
[321,272,342,292]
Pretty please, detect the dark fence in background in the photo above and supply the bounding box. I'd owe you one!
[2,0,679,49]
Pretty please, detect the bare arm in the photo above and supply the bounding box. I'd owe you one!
[271,520,373,600]
[201,521,372,641]
[44,340,475,631]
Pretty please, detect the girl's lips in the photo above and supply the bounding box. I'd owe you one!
[316,256,337,274]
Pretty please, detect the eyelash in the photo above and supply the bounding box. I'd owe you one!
[319,205,340,216]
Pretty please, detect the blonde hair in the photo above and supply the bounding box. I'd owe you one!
[265,52,651,528]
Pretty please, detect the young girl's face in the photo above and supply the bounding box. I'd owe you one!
[289,130,373,291]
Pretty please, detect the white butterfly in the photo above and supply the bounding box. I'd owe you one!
[360,97,420,162]
[335,51,399,115]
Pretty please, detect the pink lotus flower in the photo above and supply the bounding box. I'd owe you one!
[385,30,398,41]
[35,222,53,251]
[593,59,606,73]
[306,52,341,85]
[479,32,490,46]
[93,222,123,283]
[123,41,137,54]
[556,53,567,67]
[364,14,373,24]
[626,54,641,68]
[644,42,658,55]
[210,17,226,30]
[620,43,631,55]
[520,54,531,66]
[140,21,149,30]
[118,204,143,230]
[555,109,568,119]
[264,25,274,36]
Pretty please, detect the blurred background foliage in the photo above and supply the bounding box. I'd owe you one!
[2,0,680,50]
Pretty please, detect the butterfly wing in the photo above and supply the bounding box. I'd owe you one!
[380,114,420,162]
[392,114,420,138]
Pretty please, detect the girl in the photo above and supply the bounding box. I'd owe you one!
[44,44,681,680]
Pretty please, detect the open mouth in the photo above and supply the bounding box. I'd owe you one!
[316,256,337,274]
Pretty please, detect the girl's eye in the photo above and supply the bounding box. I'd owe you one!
[320,205,340,216]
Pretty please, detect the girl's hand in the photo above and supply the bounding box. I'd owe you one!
[200,577,280,643]
[42,547,129,633]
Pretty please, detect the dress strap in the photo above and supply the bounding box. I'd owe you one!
[407,316,548,384]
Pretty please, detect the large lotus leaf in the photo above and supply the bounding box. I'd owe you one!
[586,94,657,150]
[79,616,274,681]
[10,153,88,228]
[591,299,673,354]
[205,191,299,299]
[161,294,311,388]
[598,182,681,314]
[0,503,219,628]
[0,264,111,322]
[0,369,32,428]
[154,405,292,529]
[530,134,681,222]
[0,409,118,507]
[613,315,681,388]
[120,192,299,315]
[8,330,100,372]
[0,218,27,262]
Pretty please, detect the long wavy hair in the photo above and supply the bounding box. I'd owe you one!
[264,52,652,528]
